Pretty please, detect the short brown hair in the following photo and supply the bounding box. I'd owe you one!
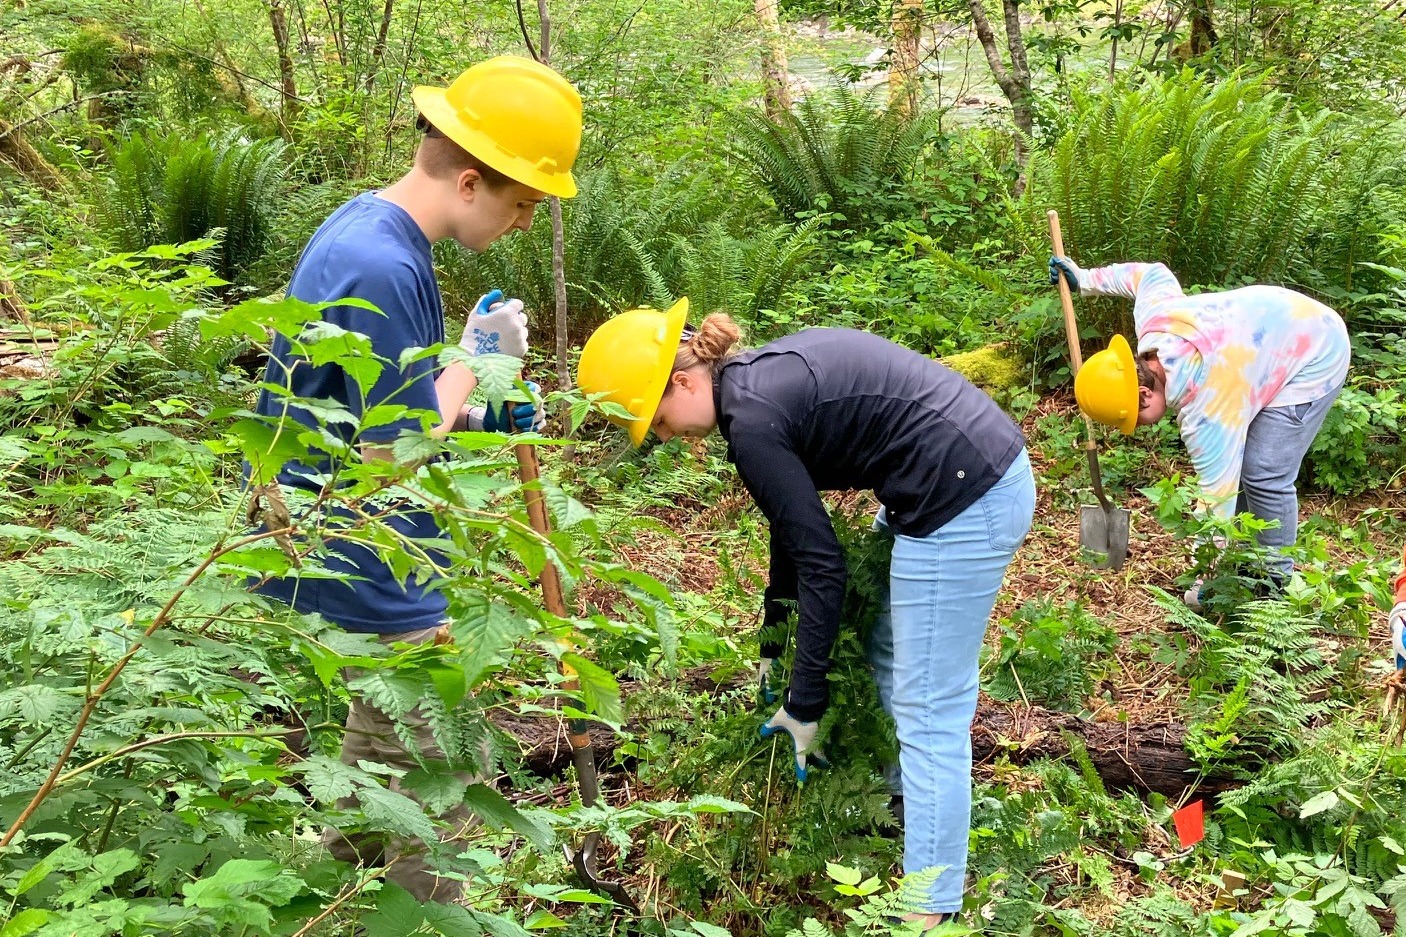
[1135,353,1158,390]
[414,113,513,187]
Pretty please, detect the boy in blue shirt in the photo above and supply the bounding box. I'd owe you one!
[251,56,582,901]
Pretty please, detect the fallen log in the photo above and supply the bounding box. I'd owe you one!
[491,677,1238,801]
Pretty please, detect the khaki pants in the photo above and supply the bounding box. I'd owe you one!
[321,625,482,903]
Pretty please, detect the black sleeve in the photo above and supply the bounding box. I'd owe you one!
[731,425,847,723]
[761,532,797,660]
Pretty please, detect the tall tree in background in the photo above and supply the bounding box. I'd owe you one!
[266,0,299,136]
[517,0,572,404]
[756,0,793,118]
[966,0,1033,167]
[889,0,924,118]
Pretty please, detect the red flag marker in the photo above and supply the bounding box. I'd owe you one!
[1173,800,1205,848]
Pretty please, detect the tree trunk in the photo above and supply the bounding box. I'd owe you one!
[755,0,793,118]
[532,0,573,426]
[267,0,300,137]
[966,0,1033,168]
[364,0,395,90]
[889,0,924,119]
[0,117,63,189]
[0,278,32,326]
[1189,0,1218,54]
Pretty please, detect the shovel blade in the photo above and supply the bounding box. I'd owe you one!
[1081,505,1131,570]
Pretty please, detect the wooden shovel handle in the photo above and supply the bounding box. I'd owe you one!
[1048,210,1100,441]
[514,442,594,758]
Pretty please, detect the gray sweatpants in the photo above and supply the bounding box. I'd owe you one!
[322,624,482,903]
[1237,382,1344,578]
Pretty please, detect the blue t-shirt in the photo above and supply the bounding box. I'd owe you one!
[251,192,449,633]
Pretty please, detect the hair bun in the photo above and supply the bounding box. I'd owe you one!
[688,313,742,363]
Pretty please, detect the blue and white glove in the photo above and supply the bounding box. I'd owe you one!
[464,381,545,433]
[1048,256,1086,294]
[1391,602,1405,671]
[462,289,529,358]
[760,706,829,783]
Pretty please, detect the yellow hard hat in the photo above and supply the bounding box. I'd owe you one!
[576,299,690,446]
[411,56,582,198]
[1075,334,1140,435]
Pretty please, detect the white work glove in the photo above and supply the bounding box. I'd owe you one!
[1391,602,1406,671]
[760,706,829,783]
[758,657,780,708]
[461,289,528,358]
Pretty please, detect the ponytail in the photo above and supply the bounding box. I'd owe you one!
[672,312,742,377]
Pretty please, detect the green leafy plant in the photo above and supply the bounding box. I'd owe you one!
[99,131,289,285]
[726,85,940,232]
[983,599,1118,711]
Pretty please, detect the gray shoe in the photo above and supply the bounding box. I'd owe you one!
[1183,580,1204,611]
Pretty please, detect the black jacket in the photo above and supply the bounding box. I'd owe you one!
[715,328,1025,721]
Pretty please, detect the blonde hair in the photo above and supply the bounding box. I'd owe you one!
[672,312,742,377]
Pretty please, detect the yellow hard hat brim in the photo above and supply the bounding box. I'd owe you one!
[1106,334,1139,435]
[625,298,689,446]
[411,85,579,199]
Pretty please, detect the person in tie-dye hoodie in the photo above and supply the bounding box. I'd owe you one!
[1049,257,1350,594]
[1391,545,1405,672]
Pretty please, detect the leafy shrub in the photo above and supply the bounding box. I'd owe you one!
[99,131,288,285]
[983,599,1118,711]
[440,166,821,337]
[1024,69,1339,336]
[726,84,941,232]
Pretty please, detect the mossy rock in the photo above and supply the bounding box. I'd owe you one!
[940,342,1025,392]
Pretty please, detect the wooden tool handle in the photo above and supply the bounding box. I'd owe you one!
[1048,210,1099,440]
[514,442,593,753]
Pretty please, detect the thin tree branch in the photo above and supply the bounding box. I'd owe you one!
[516,0,541,62]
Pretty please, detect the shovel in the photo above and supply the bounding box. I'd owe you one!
[514,440,638,911]
[1048,210,1131,570]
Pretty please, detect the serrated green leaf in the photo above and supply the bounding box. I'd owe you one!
[525,910,568,929]
[391,429,444,465]
[362,882,425,937]
[691,922,733,937]
[451,594,536,686]
[358,783,438,844]
[561,653,621,725]
[685,794,754,815]
[1299,790,1339,818]
[402,765,469,816]
[462,353,525,404]
[299,755,364,803]
[423,900,485,937]
[426,662,467,709]
[463,783,554,853]
[0,908,49,937]
[472,910,533,937]
[0,684,79,727]
[826,862,862,887]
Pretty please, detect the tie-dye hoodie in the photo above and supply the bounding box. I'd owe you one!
[1072,262,1350,519]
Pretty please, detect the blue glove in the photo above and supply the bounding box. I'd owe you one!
[1048,256,1083,294]
[465,382,544,433]
[760,706,829,783]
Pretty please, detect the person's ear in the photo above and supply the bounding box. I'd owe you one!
[1138,386,1155,411]
[456,168,481,202]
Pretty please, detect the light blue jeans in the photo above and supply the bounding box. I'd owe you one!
[1236,384,1343,579]
[869,449,1035,913]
